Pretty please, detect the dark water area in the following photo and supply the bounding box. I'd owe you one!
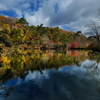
[0,50,100,100]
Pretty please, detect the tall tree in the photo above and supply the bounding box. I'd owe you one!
[87,19,100,45]
[18,18,29,26]
[87,9,100,45]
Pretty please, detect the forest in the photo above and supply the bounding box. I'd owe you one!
[0,15,99,53]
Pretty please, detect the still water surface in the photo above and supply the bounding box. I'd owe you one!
[0,50,100,100]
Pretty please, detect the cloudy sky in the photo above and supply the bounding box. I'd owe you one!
[0,0,100,32]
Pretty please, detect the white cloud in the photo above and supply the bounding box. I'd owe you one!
[0,0,100,32]
[25,8,50,26]
[0,4,7,10]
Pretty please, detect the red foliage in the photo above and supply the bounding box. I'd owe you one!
[69,42,78,48]
[70,50,78,57]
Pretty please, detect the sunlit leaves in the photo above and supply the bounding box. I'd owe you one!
[0,15,6,25]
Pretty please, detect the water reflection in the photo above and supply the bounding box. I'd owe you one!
[1,66,100,100]
[0,50,100,100]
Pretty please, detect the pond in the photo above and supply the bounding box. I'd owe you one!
[0,50,100,100]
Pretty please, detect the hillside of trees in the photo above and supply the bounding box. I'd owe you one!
[0,15,94,52]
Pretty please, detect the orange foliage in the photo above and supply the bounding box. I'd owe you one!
[0,15,6,24]
[59,29,73,35]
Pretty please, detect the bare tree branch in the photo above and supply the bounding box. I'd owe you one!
[87,18,100,45]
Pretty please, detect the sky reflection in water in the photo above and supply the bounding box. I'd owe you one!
[1,60,100,100]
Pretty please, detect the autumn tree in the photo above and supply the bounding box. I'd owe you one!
[10,29,25,44]
[1,17,17,32]
[4,17,18,24]
[0,16,6,24]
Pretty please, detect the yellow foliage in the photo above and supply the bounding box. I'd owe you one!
[0,27,3,31]
[0,24,10,33]
[4,65,11,70]
[2,56,11,63]
[20,33,24,36]
[0,15,6,24]
[20,29,24,34]
[4,24,11,32]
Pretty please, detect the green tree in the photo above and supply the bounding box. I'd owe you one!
[11,29,25,44]
[18,18,29,26]
[75,31,82,36]
[60,34,73,44]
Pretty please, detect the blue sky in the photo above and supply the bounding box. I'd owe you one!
[0,0,100,32]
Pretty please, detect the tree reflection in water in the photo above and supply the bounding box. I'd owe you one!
[0,82,13,99]
[0,50,100,100]
[0,69,14,99]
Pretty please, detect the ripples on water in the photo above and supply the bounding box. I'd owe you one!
[0,51,100,100]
